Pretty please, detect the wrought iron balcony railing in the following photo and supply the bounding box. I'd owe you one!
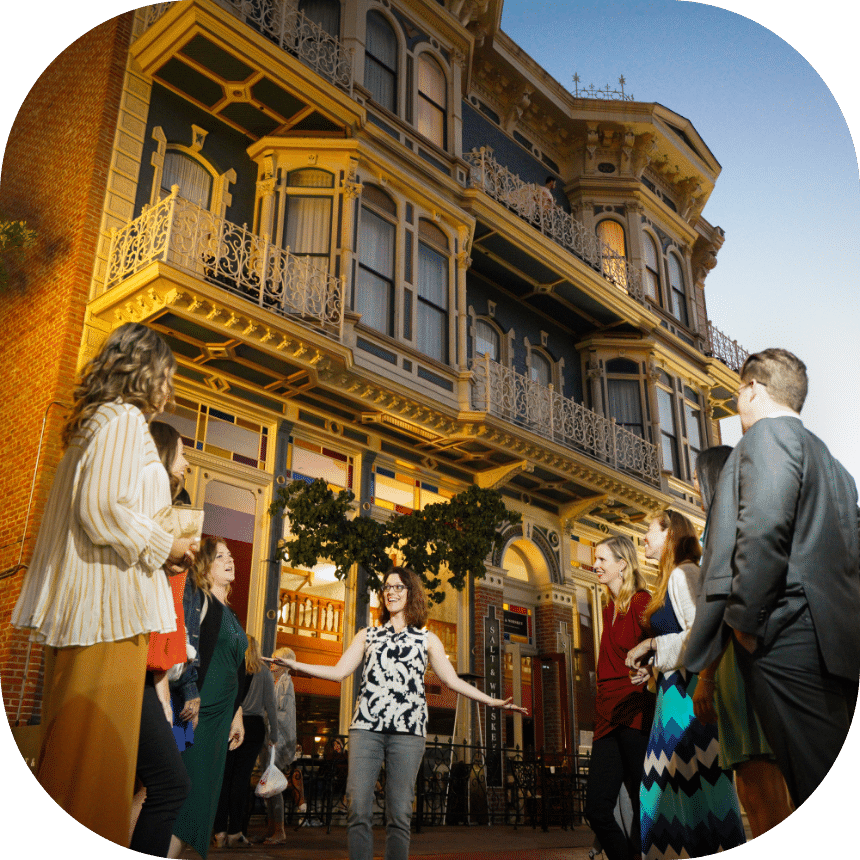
[706,320,749,374]
[470,355,661,485]
[105,187,345,339]
[142,0,354,94]
[464,148,645,302]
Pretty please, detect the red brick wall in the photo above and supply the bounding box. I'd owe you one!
[0,12,133,724]
[535,601,573,750]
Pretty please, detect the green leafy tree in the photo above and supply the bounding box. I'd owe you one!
[269,479,521,604]
[0,218,37,291]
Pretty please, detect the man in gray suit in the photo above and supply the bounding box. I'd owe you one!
[685,348,860,807]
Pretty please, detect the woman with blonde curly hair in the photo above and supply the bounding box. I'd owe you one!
[12,322,197,851]
[584,535,653,860]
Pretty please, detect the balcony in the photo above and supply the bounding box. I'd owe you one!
[706,321,749,374]
[470,355,660,486]
[464,147,644,302]
[105,188,345,340]
[141,0,353,94]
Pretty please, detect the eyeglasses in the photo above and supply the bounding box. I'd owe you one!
[382,584,407,594]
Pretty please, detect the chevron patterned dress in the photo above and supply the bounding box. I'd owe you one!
[640,598,746,859]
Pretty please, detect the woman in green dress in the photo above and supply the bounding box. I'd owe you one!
[168,537,247,858]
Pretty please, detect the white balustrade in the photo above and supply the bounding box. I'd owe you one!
[142,0,353,94]
[105,187,344,339]
[464,147,644,301]
[471,354,660,485]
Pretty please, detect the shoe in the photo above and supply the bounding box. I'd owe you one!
[226,833,251,848]
[261,832,287,845]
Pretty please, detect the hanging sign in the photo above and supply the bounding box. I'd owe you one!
[484,605,503,787]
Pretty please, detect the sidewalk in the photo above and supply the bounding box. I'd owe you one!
[186,819,598,860]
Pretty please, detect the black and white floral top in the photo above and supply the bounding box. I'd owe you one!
[350,623,429,736]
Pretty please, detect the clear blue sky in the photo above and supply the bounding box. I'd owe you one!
[496,0,860,485]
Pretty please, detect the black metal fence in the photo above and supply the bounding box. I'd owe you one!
[281,734,588,833]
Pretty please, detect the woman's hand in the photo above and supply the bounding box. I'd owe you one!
[693,676,718,724]
[179,696,200,729]
[625,638,655,670]
[492,696,529,715]
[167,537,198,575]
[228,709,244,750]
[153,672,172,724]
[628,666,651,686]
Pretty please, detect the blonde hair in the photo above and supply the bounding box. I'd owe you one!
[272,646,295,662]
[595,535,648,615]
[245,635,263,674]
[62,323,176,447]
[191,536,231,602]
[643,510,702,626]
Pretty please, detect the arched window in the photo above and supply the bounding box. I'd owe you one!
[417,219,449,364]
[606,358,644,438]
[596,220,627,288]
[283,168,333,272]
[667,253,688,326]
[161,150,213,209]
[299,0,340,38]
[643,232,661,304]
[474,319,500,361]
[417,54,446,148]
[355,185,396,335]
[529,350,552,387]
[365,11,397,113]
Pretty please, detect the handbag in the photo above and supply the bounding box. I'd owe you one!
[256,745,289,798]
[153,505,205,540]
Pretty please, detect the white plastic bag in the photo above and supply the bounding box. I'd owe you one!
[256,745,288,798]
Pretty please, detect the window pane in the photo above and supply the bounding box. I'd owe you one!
[284,196,331,256]
[596,220,626,256]
[530,352,551,386]
[418,242,447,307]
[288,168,334,188]
[643,234,659,301]
[475,320,499,360]
[358,207,395,278]
[668,254,688,325]
[417,97,445,147]
[657,387,675,430]
[608,379,643,436]
[685,402,702,453]
[418,55,446,104]
[366,11,397,111]
[355,267,392,334]
[417,302,447,363]
[162,151,212,209]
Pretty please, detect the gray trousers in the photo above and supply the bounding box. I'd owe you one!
[346,729,426,860]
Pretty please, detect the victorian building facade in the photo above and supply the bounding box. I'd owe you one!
[1,0,746,757]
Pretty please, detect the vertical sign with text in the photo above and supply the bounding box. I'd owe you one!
[484,605,503,787]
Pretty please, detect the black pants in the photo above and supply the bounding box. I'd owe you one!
[130,674,192,856]
[735,605,857,809]
[584,726,648,860]
[214,714,267,835]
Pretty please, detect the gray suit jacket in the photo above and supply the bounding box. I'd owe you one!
[685,416,860,680]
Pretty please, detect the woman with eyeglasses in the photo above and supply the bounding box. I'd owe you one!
[269,566,527,860]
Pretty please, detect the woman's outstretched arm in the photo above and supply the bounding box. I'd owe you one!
[268,628,367,682]
[427,632,527,714]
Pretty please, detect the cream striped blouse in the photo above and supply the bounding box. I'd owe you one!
[13,401,177,647]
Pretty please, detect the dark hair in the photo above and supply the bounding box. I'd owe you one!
[62,323,176,446]
[379,566,428,628]
[545,176,555,185]
[643,510,701,626]
[149,420,183,501]
[695,445,733,513]
[741,347,807,413]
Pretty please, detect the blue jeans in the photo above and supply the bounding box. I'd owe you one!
[346,729,425,860]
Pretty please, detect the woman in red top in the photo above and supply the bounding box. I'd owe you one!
[585,535,653,860]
